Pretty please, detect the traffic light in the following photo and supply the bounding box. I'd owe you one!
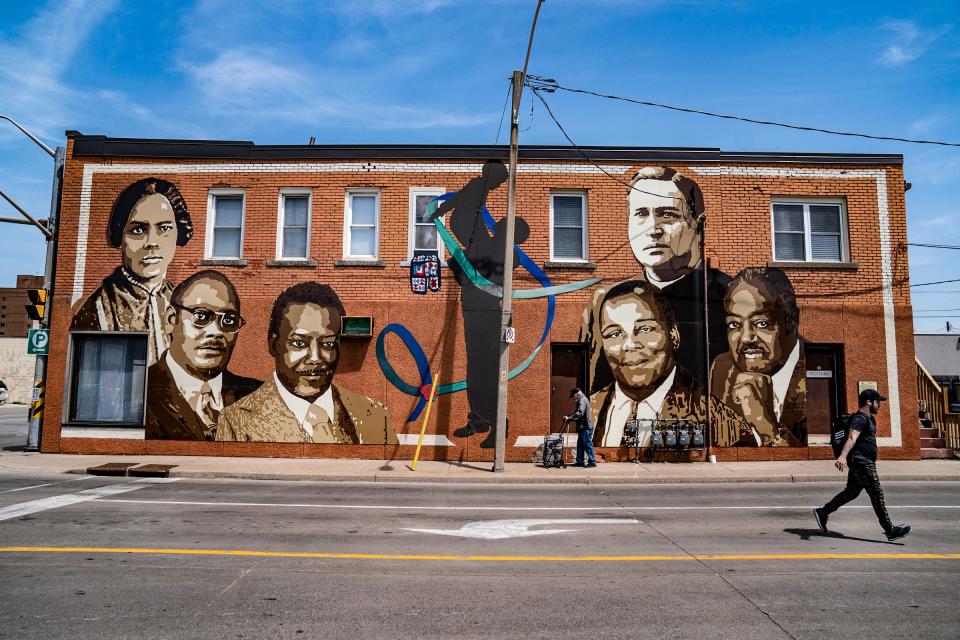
[25,289,46,322]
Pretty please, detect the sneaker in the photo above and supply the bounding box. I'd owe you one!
[813,508,829,533]
[571,462,585,467]
[885,525,911,541]
[585,462,597,468]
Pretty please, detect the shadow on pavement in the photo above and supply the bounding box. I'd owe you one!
[783,527,904,546]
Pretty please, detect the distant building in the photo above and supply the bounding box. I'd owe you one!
[0,274,43,338]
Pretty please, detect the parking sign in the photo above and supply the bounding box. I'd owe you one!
[27,329,49,355]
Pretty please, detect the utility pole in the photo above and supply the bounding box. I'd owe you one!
[493,0,545,472]
[0,115,61,452]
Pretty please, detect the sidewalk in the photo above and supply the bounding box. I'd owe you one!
[1,449,958,483]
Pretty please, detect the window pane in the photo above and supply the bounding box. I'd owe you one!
[773,204,804,232]
[774,233,805,260]
[215,196,243,227]
[811,234,841,261]
[350,227,376,256]
[284,196,309,227]
[71,335,146,423]
[553,195,584,227]
[351,195,377,226]
[415,225,438,251]
[415,195,435,223]
[282,228,308,258]
[213,228,242,257]
[554,227,584,259]
[810,205,841,233]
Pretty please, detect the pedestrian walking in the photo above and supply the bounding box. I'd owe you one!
[566,387,596,468]
[814,389,911,541]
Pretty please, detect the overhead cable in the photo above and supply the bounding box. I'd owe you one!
[525,77,960,148]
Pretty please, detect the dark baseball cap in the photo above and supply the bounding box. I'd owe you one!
[858,389,887,405]
[570,387,582,397]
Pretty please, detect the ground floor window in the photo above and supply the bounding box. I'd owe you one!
[69,334,147,424]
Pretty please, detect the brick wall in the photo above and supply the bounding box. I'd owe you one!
[41,141,917,461]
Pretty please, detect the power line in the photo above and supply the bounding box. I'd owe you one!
[525,77,960,148]
[907,243,960,250]
[494,78,511,145]
[911,277,960,287]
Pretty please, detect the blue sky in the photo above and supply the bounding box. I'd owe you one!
[1,0,958,332]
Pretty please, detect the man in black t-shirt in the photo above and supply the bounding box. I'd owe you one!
[813,389,911,541]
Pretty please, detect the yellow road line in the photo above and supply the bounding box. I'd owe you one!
[0,547,958,562]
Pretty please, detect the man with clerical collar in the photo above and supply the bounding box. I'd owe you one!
[217,282,397,445]
[146,270,260,440]
[710,267,806,447]
[589,279,746,451]
[72,178,193,364]
[582,166,729,393]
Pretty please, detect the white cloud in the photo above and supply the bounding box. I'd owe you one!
[181,48,492,130]
[878,20,950,66]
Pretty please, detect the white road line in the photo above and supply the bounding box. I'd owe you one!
[97,499,960,511]
[0,478,178,522]
[1,475,95,493]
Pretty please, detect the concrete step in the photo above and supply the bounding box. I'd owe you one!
[921,448,956,460]
[919,427,940,438]
[921,437,946,448]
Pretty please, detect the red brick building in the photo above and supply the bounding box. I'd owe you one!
[0,274,44,338]
[40,132,919,462]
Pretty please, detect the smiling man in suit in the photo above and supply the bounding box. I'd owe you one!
[710,267,806,447]
[217,282,396,445]
[146,270,260,440]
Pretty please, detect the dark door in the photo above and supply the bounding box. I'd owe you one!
[804,344,845,435]
[550,343,587,433]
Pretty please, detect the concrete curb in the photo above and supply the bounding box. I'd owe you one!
[54,467,960,484]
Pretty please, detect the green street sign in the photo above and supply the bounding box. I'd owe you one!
[27,328,49,355]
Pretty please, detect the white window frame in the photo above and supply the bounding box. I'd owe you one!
[549,190,589,262]
[407,187,446,263]
[343,189,381,260]
[275,188,313,260]
[205,188,246,259]
[770,196,849,263]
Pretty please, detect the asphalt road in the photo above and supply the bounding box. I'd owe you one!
[0,473,956,639]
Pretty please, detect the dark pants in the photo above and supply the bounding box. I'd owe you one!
[822,462,893,532]
[576,427,596,465]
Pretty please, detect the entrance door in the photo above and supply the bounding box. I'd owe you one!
[550,343,587,433]
[804,344,846,436]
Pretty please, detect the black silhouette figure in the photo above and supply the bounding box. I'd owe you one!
[432,160,530,448]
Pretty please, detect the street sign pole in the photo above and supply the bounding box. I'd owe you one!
[25,146,63,452]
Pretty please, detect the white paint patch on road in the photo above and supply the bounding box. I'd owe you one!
[1,475,95,493]
[0,478,178,522]
[404,518,640,540]
[97,499,960,512]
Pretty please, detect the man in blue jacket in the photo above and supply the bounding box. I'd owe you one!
[566,387,596,468]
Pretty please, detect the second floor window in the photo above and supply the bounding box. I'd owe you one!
[410,188,443,259]
[208,190,245,259]
[278,190,311,259]
[344,190,380,259]
[551,192,588,261]
[771,198,847,262]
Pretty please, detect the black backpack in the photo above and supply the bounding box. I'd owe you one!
[830,413,851,458]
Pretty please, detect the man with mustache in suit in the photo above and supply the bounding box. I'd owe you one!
[710,267,806,447]
[217,282,397,445]
[146,270,260,440]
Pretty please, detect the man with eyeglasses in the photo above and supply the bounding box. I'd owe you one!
[217,282,397,445]
[146,270,260,440]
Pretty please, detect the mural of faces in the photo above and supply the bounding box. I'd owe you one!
[600,291,679,391]
[122,193,179,283]
[724,278,795,376]
[628,171,700,272]
[271,302,341,401]
[165,275,244,380]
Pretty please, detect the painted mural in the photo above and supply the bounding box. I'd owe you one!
[70,165,805,452]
